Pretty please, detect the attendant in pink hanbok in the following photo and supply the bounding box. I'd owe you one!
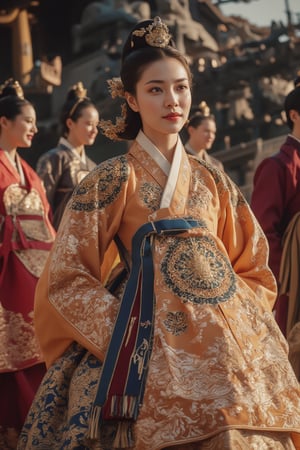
[0,79,55,449]
[19,18,300,450]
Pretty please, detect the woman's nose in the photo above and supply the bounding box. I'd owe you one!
[165,90,178,107]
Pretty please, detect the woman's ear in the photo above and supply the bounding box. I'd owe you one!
[66,117,73,130]
[289,109,300,124]
[125,92,139,112]
[0,116,9,129]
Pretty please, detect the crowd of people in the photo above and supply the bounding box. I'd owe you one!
[0,15,300,450]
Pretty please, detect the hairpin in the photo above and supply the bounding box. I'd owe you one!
[68,81,88,117]
[131,16,171,48]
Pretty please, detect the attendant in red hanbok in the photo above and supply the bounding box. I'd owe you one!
[36,82,99,230]
[251,76,300,337]
[0,79,55,449]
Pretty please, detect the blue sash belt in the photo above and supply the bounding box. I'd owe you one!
[88,218,201,447]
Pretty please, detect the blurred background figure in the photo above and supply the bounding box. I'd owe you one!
[36,81,99,230]
[251,74,300,338]
[0,79,55,449]
[184,101,224,170]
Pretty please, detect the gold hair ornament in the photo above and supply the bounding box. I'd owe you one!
[198,101,210,117]
[107,77,125,99]
[131,16,171,48]
[98,103,127,141]
[0,78,24,99]
[68,81,88,117]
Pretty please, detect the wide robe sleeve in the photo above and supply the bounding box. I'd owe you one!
[34,156,131,367]
[203,162,278,310]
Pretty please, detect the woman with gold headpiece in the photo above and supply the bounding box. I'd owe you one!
[36,82,99,230]
[185,101,224,171]
[19,18,300,450]
[0,79,55,449]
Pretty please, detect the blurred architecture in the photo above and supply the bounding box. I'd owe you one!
[0,0,300,198]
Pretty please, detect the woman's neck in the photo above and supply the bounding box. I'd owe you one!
[142,131,178,163]
[0,139,17,161]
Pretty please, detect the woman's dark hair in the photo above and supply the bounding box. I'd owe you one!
[284,74,300,130]
[115,18,192,141]
[0,79,32,121]
[60,82,97,137]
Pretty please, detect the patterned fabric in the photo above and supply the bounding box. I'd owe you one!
[36,141,96,229]
[0,149,55,446]
[164,430,296,449]
[19,135,300,449]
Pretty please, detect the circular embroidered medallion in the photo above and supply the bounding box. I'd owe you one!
[161,235,236,304]
[71,155,128,211]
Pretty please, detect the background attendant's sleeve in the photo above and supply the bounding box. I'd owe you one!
[250,157,286,281]
[213,168,278,310]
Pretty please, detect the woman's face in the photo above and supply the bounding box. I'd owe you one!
[2,104,37,148]
[67,106,99,146]
[188,118,216,151]
[126,57,191,144]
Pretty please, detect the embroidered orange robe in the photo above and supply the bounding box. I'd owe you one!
[34,132,300,449]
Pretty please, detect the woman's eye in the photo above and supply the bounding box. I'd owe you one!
[177,84,189,91]
[149,86,161,93]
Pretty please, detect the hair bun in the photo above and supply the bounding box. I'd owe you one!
[197,101,210,117]
[0,78,24,100]
[67,81,88,102]
[121,16,176,61]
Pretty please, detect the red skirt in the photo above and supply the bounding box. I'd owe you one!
[0,363,46,449]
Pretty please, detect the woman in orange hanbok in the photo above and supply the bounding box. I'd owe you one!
[0,79,55,449]
[19,18,300,450]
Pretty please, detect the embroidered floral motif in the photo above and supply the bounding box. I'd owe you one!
[70,156,128,211]
[161,235,236,304]
[163,311,188,335]
[139,182,162,212]
[18,342,103,449]
[0,306,42,371]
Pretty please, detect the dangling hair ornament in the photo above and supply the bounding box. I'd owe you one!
[131,16,171,48]
[99,103,127,141]
[0,78,24,99]
[198,101,210,117]
[98,78,127,140]
[107,77,125,99]
[68,81,88,117]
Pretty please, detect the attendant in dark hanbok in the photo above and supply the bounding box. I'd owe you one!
[36,82,99,229]
[0,79,55,449]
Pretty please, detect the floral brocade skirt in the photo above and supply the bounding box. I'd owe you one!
[17,343,297,450]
